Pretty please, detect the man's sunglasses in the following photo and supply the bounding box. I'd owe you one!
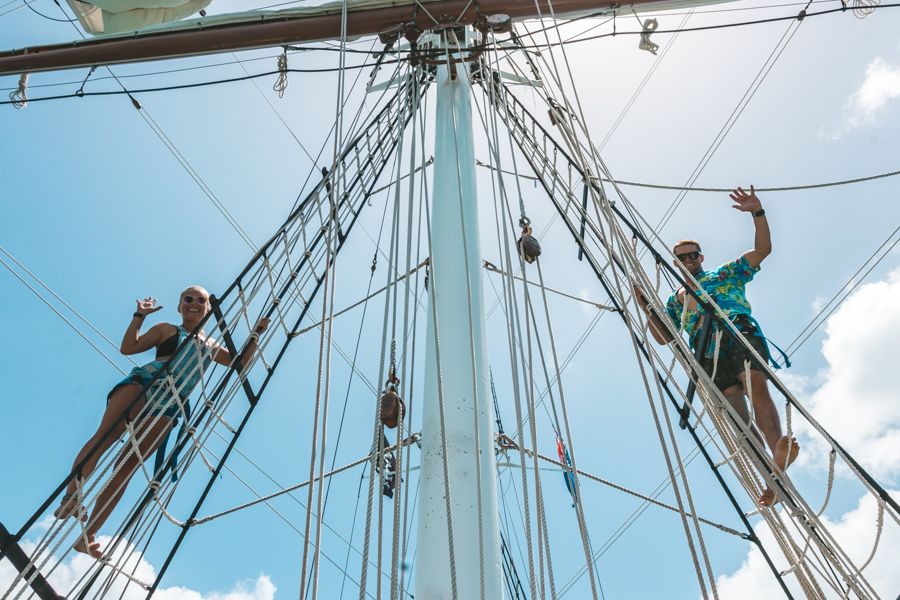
[676,251,701,261]
[182,295,208,305]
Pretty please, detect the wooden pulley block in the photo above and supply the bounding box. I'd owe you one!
[379,388,405,429]
[517,226,541,264]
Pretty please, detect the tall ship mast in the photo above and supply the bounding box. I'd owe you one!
[1,0,898,598]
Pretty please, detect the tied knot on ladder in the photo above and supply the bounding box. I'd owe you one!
[273,48,289,98]
[638,18,660,55]
[9,73,29,109]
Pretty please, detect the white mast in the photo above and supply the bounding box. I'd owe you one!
[415,28,504,600]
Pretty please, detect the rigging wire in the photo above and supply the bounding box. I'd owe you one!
[4,4,899,107]
[0,252,126,373]
[0,53,283,92]
[475,159,900,192]
[24,0,75,22]
[783,225,900,359]
[595,9,693,152]
[0,0,33,18]
[653,3,809,236]
[232,50,318,165]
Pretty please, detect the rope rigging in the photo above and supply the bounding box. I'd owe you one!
[2,72,430,600]
[5,3,900,107]
[4,4,898,599]
[478,64,888,589]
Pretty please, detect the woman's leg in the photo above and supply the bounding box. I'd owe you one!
[76,415,172,557]
[61,384,146,501]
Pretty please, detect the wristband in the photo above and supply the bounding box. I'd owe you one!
[753,208,766,218]
[133,312,145,319]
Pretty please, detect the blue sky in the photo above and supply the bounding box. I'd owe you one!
[2,1,900,598]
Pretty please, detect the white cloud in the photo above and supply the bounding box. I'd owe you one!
[0,536,275,600]
[716,490,900,598]
[824,57,900,139]
[718,268,900,598]
[810,294,828,316]
[793,267,900,482]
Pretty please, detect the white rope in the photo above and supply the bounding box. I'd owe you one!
[492,59,894,589]
[534,259,599,597]
[9,72,28,109]
[273,49,289,98]
[477,80,545,596]
[492,113,553,597]
[852,0,880,18]
[483,260,616,311]
[523,447,743,537]
[638,18,660,54]
[192,437,416,526]
[6,92,428,597]
[482,96,540,599]
[125,422,185,528]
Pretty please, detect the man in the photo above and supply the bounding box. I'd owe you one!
[636,186,798,507]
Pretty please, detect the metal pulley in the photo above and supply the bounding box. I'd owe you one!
[517,217,541,264]
[379,374,405,429]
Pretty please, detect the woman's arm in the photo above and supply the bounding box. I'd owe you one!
[212,318,271,367]
[120,297,166,355]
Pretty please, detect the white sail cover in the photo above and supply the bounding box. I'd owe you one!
[66,0,211,35]
[65,0,734,39]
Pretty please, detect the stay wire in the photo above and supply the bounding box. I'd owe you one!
[784,225,900,358]
[6,4,900,107]
[24,0,75,22]
[654,13,805,235]
[480,58,541,598]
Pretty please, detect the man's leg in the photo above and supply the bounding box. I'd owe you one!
[746,370,799,469]
[745,369,799,507]
[721,383,750,424]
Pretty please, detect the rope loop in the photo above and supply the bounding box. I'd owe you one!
[273,48,289,98]
[852,0,880,17]
[9,73,29,109]
[638,18,660,55]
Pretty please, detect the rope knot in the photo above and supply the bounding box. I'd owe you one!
[638,18,660,55]
[9,73,29,109]
[273,49,289,98]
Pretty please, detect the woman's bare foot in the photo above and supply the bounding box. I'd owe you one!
[758,436,800,507]
[53,493,87,522]
[758,488,776,507]
[73,534,102,559]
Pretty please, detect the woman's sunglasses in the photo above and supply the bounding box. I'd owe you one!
[675,251,701,261]
[182,295,208,305]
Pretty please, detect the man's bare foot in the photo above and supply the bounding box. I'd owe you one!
[774,436,800,470]
[73,535,102,559]
[758,437,800,507]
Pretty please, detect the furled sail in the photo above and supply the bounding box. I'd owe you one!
[66,0,211,35]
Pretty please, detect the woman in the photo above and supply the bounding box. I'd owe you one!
[54,285,269,557]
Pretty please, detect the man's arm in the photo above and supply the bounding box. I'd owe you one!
[634,285,675,345]
[731,185,771,268]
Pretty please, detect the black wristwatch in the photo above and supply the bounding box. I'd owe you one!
[753,208,766,218]
[133,312,145,319]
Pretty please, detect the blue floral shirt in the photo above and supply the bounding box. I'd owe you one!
[665,256,759,350]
